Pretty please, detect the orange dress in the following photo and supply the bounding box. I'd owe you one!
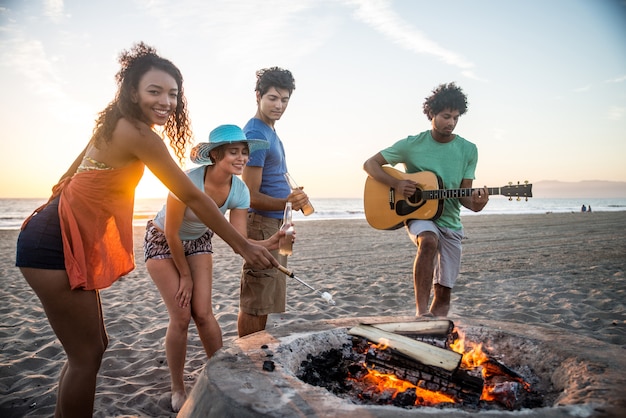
[56,161,144,290]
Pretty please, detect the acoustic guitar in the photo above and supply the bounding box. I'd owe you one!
[364,166,532,230]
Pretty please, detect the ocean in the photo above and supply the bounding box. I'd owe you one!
[2,197,626,231]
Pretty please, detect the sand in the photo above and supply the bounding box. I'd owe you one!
[1,211,625,417]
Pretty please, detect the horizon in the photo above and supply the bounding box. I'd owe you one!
[3,178,625,200]
[1,1,625,199]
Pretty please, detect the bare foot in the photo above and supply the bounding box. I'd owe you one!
[171,390,187,412]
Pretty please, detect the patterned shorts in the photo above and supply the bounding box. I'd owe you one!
[143,220,214,262]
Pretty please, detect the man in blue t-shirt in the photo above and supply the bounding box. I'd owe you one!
[363,83,489,317]
[238,67,311,337]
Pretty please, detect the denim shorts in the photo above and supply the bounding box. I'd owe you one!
[15,196,66,270]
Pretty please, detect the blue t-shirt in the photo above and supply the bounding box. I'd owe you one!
[152,166,250,240]
[381,130,477,230]
[244,118,291,219]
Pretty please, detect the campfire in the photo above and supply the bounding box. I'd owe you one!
[297,319,543,411]
[177,316,625,418]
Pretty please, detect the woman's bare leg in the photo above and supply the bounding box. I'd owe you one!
[188,254,223,358]
[146,258,191,411]
[20,267,108,418]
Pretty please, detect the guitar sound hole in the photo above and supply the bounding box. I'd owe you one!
[407,190,422,205]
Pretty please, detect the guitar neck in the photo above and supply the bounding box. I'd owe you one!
[422,187,502,200]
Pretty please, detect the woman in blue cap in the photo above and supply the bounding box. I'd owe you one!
[143,124,285,412]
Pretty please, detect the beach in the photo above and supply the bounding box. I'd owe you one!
[1,211,625,417]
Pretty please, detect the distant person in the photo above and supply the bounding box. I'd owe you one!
[15,43,276,417]
[588,205,592,213]
[363,82,489,317]
[581,204,587,212]
[238,67,310,337]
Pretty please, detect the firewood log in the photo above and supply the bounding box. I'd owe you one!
[367,320,453,336]
[348,324,462,372]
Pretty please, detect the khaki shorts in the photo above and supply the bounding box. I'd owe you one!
[240,212,288,315]
[406,220,464,288]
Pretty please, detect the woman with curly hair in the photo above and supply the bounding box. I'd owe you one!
[363,82,489,318]
[15,42,277,417]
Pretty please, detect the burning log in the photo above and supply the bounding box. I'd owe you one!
[297,322,539,411]
[348,324,462,372]
[482,356,531,389]
[351,336,483,406]
[368,319,453,336]
[349,323,485,406]
[369,320,453,349]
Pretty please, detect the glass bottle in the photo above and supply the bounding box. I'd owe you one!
[279,202,294,256]
[284,173,315,216]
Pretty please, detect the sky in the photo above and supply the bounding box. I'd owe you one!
[1,0,625,199]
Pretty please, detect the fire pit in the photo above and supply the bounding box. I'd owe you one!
[178,316,626,417]
[297,320,542,411]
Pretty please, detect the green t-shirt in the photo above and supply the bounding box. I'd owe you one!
[380,130,477,230]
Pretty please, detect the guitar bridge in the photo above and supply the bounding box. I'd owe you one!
[388,188,395,210]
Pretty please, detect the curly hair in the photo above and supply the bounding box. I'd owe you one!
[422,82,468,121]
[90,42,193,164]
[255,67,296,97]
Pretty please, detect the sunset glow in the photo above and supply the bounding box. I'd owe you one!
[1,1,624,198]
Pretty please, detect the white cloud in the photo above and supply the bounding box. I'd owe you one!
[44,0,65,23]
[345,0,475,71]
[573,85,591,93]
[461,70,488,82]
[607,106,625,121]
[605,75,626,83]
[0,37,94,123]
[132,0,331,67]
[0,38,65,99]
[131,0,317,40]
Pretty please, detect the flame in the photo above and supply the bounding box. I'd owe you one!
[375,338,390,350]
[356,367,456,406]
[450,327,529,401]
[450,328,491,400]
[450,328,490,370]
[349,328,531,408]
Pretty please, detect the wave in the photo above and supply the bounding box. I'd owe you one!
[2,197,626,230]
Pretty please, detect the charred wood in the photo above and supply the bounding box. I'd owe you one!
[355,337,483,406]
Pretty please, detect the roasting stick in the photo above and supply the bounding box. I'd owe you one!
[277,265,336,305]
